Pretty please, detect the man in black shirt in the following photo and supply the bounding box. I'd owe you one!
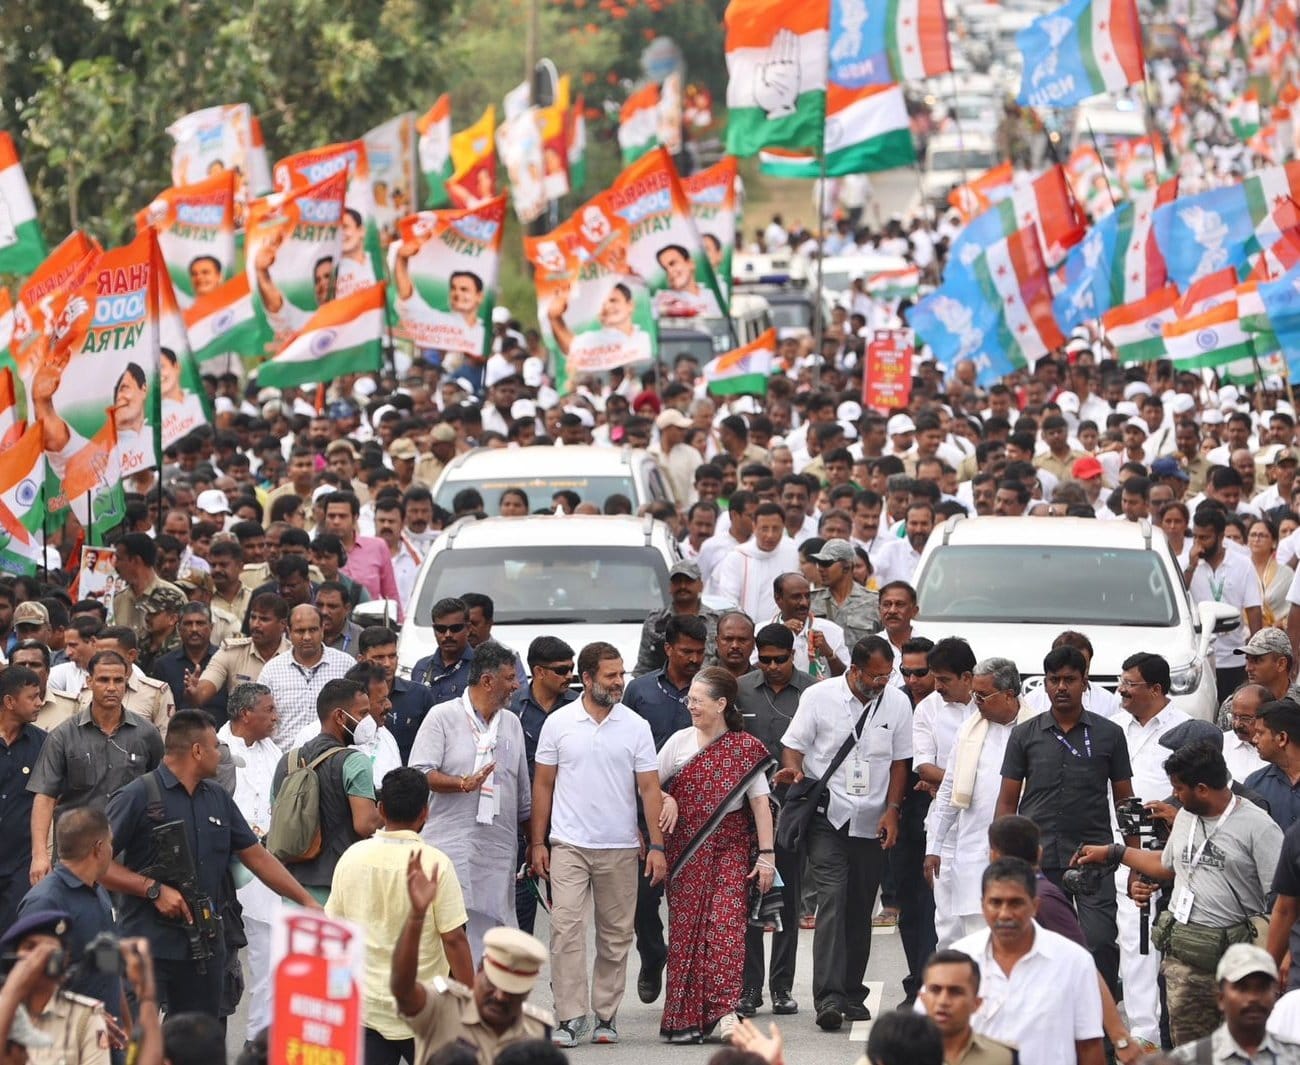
[997,645,1136,997]
[0,666,46,934]
[150,603,226,723]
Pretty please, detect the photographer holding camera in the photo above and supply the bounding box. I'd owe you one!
[1074,740,1282,1046]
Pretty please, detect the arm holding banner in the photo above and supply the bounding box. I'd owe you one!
[254,231,286,314]
[31,356,71,453]
[547,288,575,356]
[393,239,418,301]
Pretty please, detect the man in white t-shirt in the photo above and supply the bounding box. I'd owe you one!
[529,643,666,1047]
[1185,505,1263,699]
[334,208,377,299]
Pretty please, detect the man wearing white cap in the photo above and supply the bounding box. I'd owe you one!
[886,414,916,460]
[652,409,702,506]
[1169,945,1300,1062]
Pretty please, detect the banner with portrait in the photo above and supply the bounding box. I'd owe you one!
[364,114,418,241]
[682,156,738,308]
[136,171,237,309]
[392,196,505,356]
[151,237,213,450]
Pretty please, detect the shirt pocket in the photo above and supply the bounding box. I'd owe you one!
[66,751,94,792]
[867,724,895,759]
[201,818,233,868]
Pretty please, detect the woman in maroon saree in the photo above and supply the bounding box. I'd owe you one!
[657,666,776,1044]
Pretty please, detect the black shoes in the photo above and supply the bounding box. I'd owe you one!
[637,961,664,1004]
[771,990,799,1015]
[737,988,762,1017]
[815,1004,843,1031]
[843,1002,872,1022]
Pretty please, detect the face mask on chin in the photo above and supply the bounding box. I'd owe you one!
[342,711,378,747]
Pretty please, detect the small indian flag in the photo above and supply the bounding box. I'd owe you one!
[704,329,776,396]
[866,266,921,300]
[1163,301,1257,370]
[1105,285,1179,363]
[0,423,47,577]
[258,283,387,389]
[725,0,829,158]
[1231,90,1262,140]
[184,274,265,363]
[0,133,46,276]
[418,94,454,208]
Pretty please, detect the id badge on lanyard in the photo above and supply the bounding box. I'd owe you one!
[847,757,869,796]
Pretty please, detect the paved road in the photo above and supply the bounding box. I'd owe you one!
[226,898,911,1062]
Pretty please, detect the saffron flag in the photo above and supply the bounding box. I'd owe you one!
[948,162,1015,221]
[0,133,47,276]
[724,0,830,157]
[448,107,498,210]
[619,85,662,165]
[705,329,776,396]
[184,274,262,364]
[828,0,951,86]
[136,171,237,309]
[417,95,454,208]
[257,283,387,389]
[0,424,49,576]
[1016,0,1144,109]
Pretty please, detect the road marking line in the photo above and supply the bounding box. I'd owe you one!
[846,982,885,1041]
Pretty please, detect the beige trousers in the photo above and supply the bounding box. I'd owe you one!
[548,842,640,1023]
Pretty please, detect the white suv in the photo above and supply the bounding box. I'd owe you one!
[910,516,1241,721]
[397,514,677,680]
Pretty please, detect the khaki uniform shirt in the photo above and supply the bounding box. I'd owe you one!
[1034,450,1087,483]
[414,454,448,489]
[265,482,312,511]
[810,584,881,648]
[27,990,110,1065]
[407,977,552,1065]
[79,673,174,734]
[111,573,185,644]
[211,605,241,648]
[948,1033,1020,1065]
[1185,454,1213,497]
[213,581,253,622]
[36,690,81,734]
[200,636,289,696]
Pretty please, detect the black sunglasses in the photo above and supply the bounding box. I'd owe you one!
[900,667,930,678]
[757,654,792,665]
[537,663,575,675]
[433,622,467,634]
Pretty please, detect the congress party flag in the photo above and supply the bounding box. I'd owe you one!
[184,275,262,364]
[705,329,776,396]
[245,170,347,350]
[619,85,662,165]
[828,0,951,87]
[136,171,237,309]
[1016,0,1144,109]
[1104,285,1180,362]
[682,157,739,306]
[567,97,589,194]
[167,104,254,186]
[0,134,47,276]
[257,283,386,389]
[866,266,921,300]
[497,108,548,224]
[0,424,49,576]
[448,106,498,210]
[150,235,212,451]
[363,114,418,237]
[724,0,830,157]
[417,96,454,208]
[606,148,728,322]
[392,197,505,357]
[1230,91,1262,140]
[275,141,386,300]
[1000,165,1086,265]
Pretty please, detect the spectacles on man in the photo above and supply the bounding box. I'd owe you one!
[433,622,467,634]
[757,654,791,666]
[972,689,1005,705]
[1116,679,1149,691]
[1231,714,1258,725]
[900,667,930,678]
[536,662,574,676]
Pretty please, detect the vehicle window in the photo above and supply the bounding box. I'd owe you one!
[646,467,669,503]
[435,475,637,514]
[928,149,996,171]
[412,546,670,624]
[769,302,812,331]
[659,335,715,365]
[914,545,1179,626]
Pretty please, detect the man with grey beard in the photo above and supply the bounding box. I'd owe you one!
[529,641,667,1048]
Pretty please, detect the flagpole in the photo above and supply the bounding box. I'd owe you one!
[1086,120,1120,211]
[39,484,47,586]
[813,144,829,391]
[947,72,971,193]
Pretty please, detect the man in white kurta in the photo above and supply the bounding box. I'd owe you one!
[409,641,531,961]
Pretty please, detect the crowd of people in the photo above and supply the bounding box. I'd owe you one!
[13,219,1300,1064]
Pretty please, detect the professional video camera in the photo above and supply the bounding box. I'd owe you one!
[148,821,220,972]
[1116,796,1170,849]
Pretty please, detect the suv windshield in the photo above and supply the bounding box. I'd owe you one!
[412,545,670,624]
[915,545,1180,626]
[435,476,637,514]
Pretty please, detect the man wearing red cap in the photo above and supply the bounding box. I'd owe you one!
[1071,456,1114,519]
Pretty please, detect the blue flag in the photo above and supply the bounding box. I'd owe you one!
[1260,262,1300,378]
[1053,204,1129,333]
[1151,183,1254,290]
[1015,0,1145,108]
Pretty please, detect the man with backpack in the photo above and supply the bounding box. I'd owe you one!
[99,709,319,1022]
[267,678,383,905]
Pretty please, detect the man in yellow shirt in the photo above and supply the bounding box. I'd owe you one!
[326,766,474,1065]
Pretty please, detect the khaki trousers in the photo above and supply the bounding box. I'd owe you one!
[549,843,640,1023]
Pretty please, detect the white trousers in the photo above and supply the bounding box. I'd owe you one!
[933,865,963,950]
[1117,890,1162,1045]
[244,916,273,1038]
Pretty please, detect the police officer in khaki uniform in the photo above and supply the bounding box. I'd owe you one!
[136,585,187,673]
[394,862,552,1065]
[85,627,174,734]
[186,593,290,710]
[175,571,241,648]
[0,909,110,1063]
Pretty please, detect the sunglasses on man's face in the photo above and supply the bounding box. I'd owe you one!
[537,663,575,676]
[900,667,930,678]
[434,622,467,634]
[757,654,791,666]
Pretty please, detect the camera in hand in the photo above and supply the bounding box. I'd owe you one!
[1062,860,1117,896]
[1116,796,1169,849]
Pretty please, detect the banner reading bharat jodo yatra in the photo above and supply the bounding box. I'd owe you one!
[391,196,505,357]
[136,171,237,309]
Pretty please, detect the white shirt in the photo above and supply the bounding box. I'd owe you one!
[535,698,657,849]
[1120,704,1191,801]
[396,292,485,356]
[698,530,747,590]
[217,722,283,923]
[1188,549,1263,666]
[927,718,1017,915]
[1224,731,1267,782]
[712,538,800,623]
[760,615,847,675]
[781,678,913,836]
[872,537,922,587]
[949,924,1105,1065]
[48,662,87,697]
[912,692,976,774]
[290,719,402,790]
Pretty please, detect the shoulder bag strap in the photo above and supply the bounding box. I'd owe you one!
[822,688,884,784]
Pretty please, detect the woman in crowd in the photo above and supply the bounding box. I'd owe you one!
[1247,517,1293,626]
[657,666,775,1044]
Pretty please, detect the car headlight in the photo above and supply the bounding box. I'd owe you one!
[1168,660,1203,696]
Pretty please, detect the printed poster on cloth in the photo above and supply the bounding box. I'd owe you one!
[391,197,504,357]
[136,171,237,310]
[681,156,738,308]
[863,329,913,412]
[270,910,363,1065]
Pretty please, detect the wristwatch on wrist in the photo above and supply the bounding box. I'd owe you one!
[145,880,161,902]
[1114,1038,1131,1051]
